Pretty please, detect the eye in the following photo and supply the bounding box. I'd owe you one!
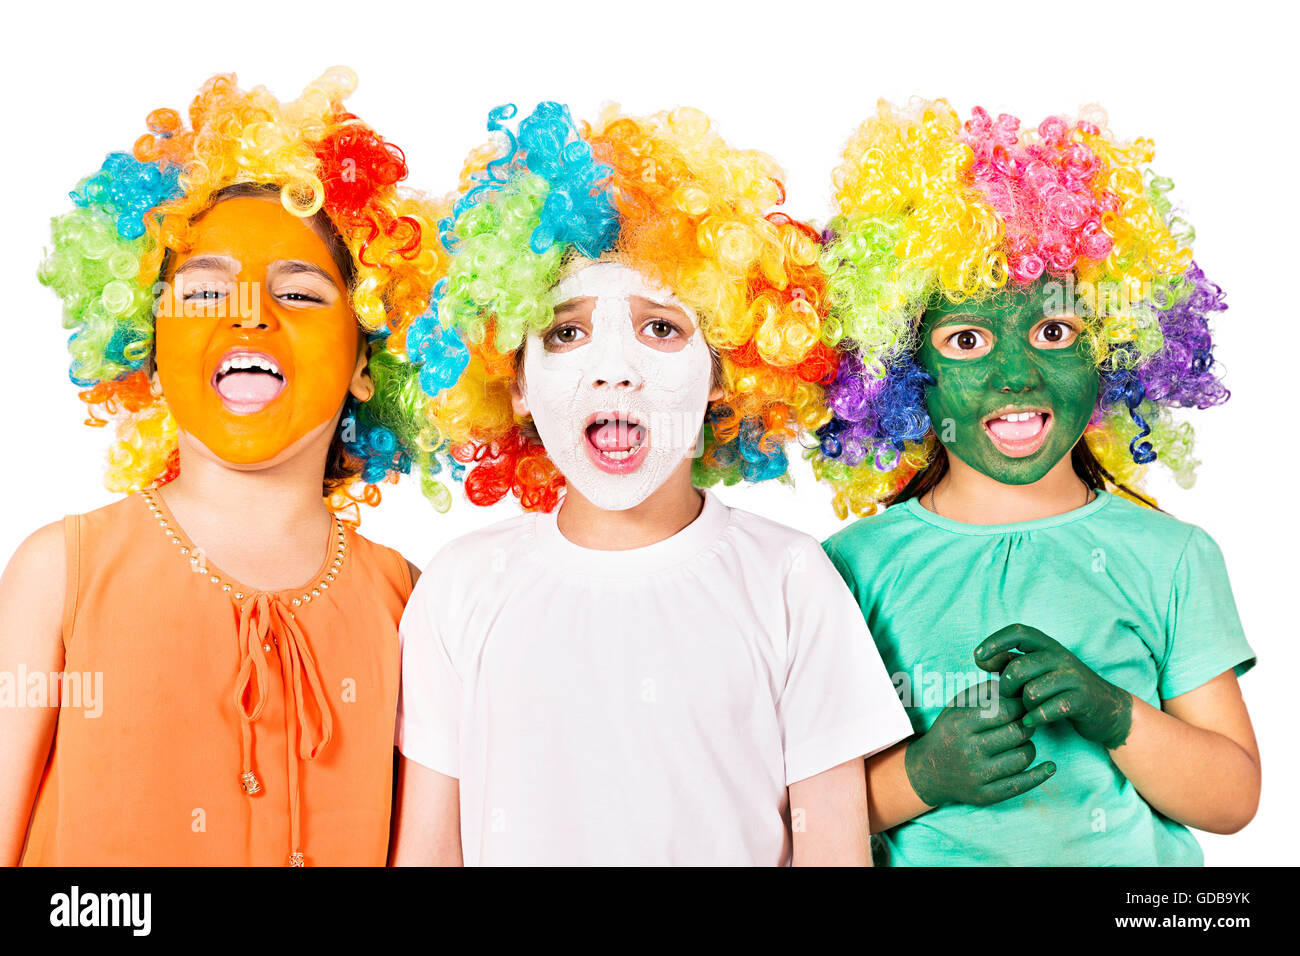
[641,318,681,340]
[930,322,993,360]
[1034,318,1080,348]
[270,275,335,305]
[544,323,587,347]
[277,290,326,304]
[948,329,987,351]
[183,287,227,302]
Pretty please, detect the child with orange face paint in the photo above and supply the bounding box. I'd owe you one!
[0,69,448,866]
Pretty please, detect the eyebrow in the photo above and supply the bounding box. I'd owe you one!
[930,312,992,328]
[269,260,339,285]
[629,294,687,312]
[173,255,240,276]
[552,298,590,315]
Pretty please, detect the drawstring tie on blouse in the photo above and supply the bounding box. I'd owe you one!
[235,592,334,867]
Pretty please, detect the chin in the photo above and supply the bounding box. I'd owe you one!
[993,470,1058,487]
[570,479,660,513]
[199,443,296,470]
[182,421,336,472]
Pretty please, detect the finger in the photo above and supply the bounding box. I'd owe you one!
[1023,690,1088,729]
[975,761,1057,805]
[948,682,1024,728]
[997,652,1060,697]
[974,624,1058,669]
[980,741,1037,783]
[1020,671,1076,710]
[944,679,1001,712]
[975,649,1018,673]
[975,717,1034,754]
[973,624,1027,673]
[977,692,1026,728]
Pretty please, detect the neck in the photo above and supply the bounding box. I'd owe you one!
[923,450,1093,525]
[161,434,333,530]
[152,431,339,592]
[555,462,704,550]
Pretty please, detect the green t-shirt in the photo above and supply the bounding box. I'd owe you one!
[822,490,1255,867]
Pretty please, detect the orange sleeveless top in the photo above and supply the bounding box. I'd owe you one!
[20,492,412,867]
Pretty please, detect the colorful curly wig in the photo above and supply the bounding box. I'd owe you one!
[38,68,455,519]
[411,101,841,512]
[812,98,1230,518]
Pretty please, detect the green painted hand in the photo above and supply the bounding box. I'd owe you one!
[903,680,1057,809]
[975,623,1134,750]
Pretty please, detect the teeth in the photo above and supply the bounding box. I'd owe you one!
[996,411,1039,423]
[603,449,635,460]
[219,353,281,377]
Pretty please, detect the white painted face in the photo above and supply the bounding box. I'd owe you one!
[518,261,715,511]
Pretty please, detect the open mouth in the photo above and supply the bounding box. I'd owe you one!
[583,413,650,475]
[982,407,1052,458]
[211,350,286,415]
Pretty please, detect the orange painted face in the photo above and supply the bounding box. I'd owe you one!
[154,196,362,465]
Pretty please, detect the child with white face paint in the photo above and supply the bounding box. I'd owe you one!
[391,103,912,866]
[517,261,717,516]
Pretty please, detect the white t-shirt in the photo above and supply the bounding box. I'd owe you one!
[396,490,911,866]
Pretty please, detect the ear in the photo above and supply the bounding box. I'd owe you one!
[705,345,725,405]
[349,345,374,402]
[509,377,529,417]
[148,367,164,399]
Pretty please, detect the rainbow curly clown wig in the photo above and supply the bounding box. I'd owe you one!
[409,101,841,512]
[812,98,1230,518]
[38,68,453,517]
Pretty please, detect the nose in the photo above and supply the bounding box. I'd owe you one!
[587,327,642,391]
[591,371,641,389]
[994,346,1042,394]
[231,280,278,331]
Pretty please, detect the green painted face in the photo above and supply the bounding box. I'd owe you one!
[916,280,1099,485]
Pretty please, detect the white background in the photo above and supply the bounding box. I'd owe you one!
[3,0,1295,866]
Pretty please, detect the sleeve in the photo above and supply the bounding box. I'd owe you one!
[778,537,913,785]
[821,538,861,604]
[1157,526,1256,701]
[394,565,462,778]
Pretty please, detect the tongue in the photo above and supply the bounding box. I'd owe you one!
[588,420,646,452]
[988,414,1045,442]
[216,371,283,405]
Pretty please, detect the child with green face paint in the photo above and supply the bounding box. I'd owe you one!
[814,99,1259,865]
[918,283,1102,489]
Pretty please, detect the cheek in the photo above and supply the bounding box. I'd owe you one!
[1043,356,1100,420]
[290,310,362,392]
[153,315,212,389]
[639,336,714,394]
[518,353,583,421]
[918,346,956,404]
[656,357,710,394]
[925,361,982,416]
